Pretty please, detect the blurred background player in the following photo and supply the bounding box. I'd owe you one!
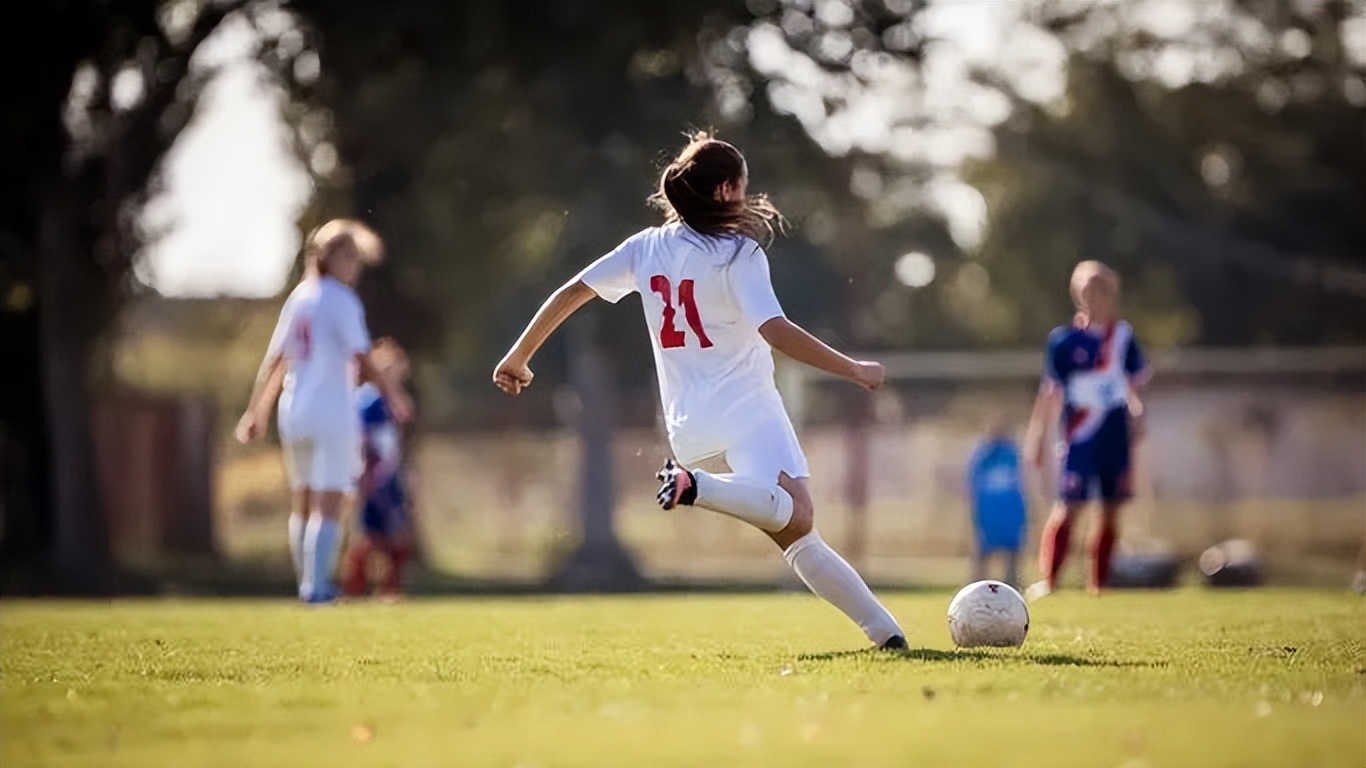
[1023,260,1149,600]
[492,131,907,651]
[342,338,416,601]
[965,415,1027,587]
[235,219,409,603]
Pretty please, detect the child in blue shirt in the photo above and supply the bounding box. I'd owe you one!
[966,417,1027,587]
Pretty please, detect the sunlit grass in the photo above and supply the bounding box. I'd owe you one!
[3,589,1362,767]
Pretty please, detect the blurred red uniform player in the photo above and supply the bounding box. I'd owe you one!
[342,338,416,600]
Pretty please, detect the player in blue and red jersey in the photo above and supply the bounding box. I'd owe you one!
[341,338,416,601]
[1024,261,1150,600]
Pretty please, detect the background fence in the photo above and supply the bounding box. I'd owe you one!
[210,347,1366,590]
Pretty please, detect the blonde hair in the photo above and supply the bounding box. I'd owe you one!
[371,336,409,372]
[306,218,384,276]
[1069,260,1120,326]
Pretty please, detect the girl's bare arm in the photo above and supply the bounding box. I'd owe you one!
[758,317,883,391]
[493,280,598,395]
[235,354,285,443]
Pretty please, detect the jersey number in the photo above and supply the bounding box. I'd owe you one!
[650,275,713,349]
[291,318,313,360]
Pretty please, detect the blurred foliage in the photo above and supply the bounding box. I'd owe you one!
[968,0,1366,347]
[743,0,1366,349]
[239,0,971,426]
[77,0,1365,432]
[1,0,244,586]
[234,0,1366,428]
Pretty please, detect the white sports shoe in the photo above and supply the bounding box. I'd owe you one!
[1024,580,1054,603]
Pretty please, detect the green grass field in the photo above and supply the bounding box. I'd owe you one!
[2,589,1362,767]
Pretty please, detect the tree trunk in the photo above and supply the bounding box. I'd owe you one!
[38,193,112,595]
[0,292,52,577]
[547,318,642,592]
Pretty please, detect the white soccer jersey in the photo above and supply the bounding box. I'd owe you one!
[577,223,789,463]
[266,275,372,443]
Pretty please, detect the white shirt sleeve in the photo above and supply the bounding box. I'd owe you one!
[575,233,641,304]
[264,293,295,361]
[729,242,785,330]
[336,290,372,356]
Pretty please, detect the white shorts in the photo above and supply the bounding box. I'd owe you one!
[676,408,810,482]
[282,436,360,492]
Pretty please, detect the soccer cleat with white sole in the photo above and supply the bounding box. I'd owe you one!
[878,635,908,651]
[655,459,697,511]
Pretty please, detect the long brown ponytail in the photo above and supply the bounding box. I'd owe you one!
[648,131,784,245]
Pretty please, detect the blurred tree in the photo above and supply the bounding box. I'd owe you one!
[0,0,240,593]
[264,1,963,408]
[742,0,1366,348]
[970,0,1366,346]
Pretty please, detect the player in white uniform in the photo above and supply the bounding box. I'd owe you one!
[494,132,906,650]
[236,219,410,603]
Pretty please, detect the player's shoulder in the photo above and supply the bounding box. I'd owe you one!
[278,278,319,317]
[320,276,363,308]
[284,277,317,302]
[603,226,663,264]
[1046,324,1080,347]
[660,222,757,253]
[622,225,666,248]
[730,233,764,258]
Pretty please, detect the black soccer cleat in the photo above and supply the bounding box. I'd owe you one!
[655,459,697,511]
[878,635,908,651]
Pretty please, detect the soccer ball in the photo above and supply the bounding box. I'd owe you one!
[947,580,1029,648]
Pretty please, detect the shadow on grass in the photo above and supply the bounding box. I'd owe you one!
[799,646,1162,668]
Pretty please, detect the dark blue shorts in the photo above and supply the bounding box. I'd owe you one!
[361,475,408,539]
[1059,410,1132,503]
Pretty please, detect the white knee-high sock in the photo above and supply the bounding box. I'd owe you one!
[300,516,342,599]
[783,531,903,645]
[287,512,306,586]
[692,471,794,533]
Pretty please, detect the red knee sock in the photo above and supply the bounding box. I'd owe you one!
[1090,522,1117,591]
[380,541,410,596]
[342,536,374,597]
[1039,516,1073,590]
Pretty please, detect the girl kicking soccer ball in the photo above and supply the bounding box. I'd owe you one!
[493,131,906,650]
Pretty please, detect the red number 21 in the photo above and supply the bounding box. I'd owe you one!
[650,275,713,349]
[291,317,313,360]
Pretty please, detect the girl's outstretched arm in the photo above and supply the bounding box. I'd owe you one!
[493,280,598,396]
[758,317,884,391]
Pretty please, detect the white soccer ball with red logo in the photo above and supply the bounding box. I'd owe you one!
[947,580,1029,648]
